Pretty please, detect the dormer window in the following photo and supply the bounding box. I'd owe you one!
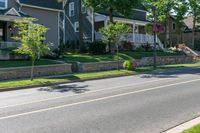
[0,0,7,9]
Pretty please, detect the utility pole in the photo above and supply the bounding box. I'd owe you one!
[78,0,84,52]
[153,6,157,68]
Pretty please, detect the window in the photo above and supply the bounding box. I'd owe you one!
[82,1,86,14]
[0,0,7,9]
[74,22,79,32]
[69,2,75,17]
[172,23,176,30]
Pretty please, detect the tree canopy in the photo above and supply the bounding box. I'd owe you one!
[83,0,141,22]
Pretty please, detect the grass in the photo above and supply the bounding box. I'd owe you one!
[0,70,133,89]
[182,124,200,133]
[59,51,183,63]
[0,59,59,68]
[0,62,200,90]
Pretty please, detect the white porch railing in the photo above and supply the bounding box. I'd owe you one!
[0,42,21,49]
[95,32,166,51]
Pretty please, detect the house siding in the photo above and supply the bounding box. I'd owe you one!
[21,6,60,49]
[132,10,147,21]
[64,0,92,42]
[7,0,20,10]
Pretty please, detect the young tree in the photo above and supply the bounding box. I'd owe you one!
[83,0,141,23]
[100,22,131,70]
[186,0,200,49]
[13,18,51,80]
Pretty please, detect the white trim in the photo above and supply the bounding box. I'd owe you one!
[112,17,149,26]
[0,0,8,9]
[69,2,75,17]
[133,9,148,13]
[0,15,22,21]
[5,8,21,17]
[74,21,79,32]
[20,3,63,12]
[58,12,60,46]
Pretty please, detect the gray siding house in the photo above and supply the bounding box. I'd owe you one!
[62,2,164,49]
[0,0,164,55]
[0,0,63,50]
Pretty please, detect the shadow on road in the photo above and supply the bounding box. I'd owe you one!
[38,84,90,93]
[140,67,200,79]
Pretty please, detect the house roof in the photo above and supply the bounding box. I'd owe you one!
[183,16,200,29]
[0,8,30,17]
[19,0,63,11]
[97,4,148,22]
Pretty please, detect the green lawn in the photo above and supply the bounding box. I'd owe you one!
[59,51,183,63]
[0,62,200,90]
[182,124,200,133]
[0,70,134,89]
[0,59,59,68]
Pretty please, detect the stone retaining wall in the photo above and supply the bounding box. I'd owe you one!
[137,56,194,67]
[79,56,195,72]
[0,56,195,80]
[0,64,72,81]
[80,61,124,72]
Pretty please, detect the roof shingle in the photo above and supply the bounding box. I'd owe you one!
[19,0,63,10]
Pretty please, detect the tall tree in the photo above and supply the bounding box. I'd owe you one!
[173,1,188,43]
[143,0,177,47]
[83,0,141,23]
[187,0,200,49]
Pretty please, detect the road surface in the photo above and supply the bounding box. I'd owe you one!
[0,67,200,133]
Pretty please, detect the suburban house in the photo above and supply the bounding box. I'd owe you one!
[158,15,200,49]
[183,16,200,48]
[158,16,187,48]
[0,0,63,52]
[64,1,164,50]
[0,0,165,60]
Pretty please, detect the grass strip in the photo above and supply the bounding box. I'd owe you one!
[0,62,200,90]
[182,124,200,133]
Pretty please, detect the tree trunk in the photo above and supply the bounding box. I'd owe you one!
[30,58,35,81]
[109,8,114,24]
[165,14,170,48]
[107,8,114,53]
[78,0,84,52]
[192,15,196,49]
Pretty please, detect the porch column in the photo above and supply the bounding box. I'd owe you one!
[132,23,135,42]
[91,8,95,42]
[104,18,108,28]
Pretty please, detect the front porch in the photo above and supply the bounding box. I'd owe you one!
[93,13,165,51]
[0,8,27,60]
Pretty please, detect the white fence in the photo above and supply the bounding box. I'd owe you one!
[95,32,165,51]
[0,42,21,49]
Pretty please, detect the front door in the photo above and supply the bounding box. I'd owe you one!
[0,21,6,41]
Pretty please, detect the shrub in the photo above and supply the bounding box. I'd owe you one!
[142,43,153,51]
[123,60,137,71]
[121,41,133,51]
[123,60,132,71]
[88,41,106,54]
[194,39,200,51]
[59,42,68,55]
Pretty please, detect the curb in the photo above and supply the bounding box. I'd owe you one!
[0,73,133,92]
[163,115,200,133]
[0,66,199,92]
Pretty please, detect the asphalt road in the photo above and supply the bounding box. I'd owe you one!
[1,67,200,133]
